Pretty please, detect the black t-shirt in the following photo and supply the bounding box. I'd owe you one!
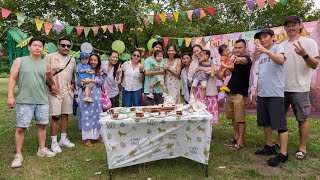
[227,55,252,97]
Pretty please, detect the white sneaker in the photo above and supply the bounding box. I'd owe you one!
[146,93,154,99]
[37,147,56,157]
[59,138,75,148]
[51,141,62,153]
[162,92,167,97]
[11,154,23,168]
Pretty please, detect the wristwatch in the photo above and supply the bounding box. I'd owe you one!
[302,54,309,59]
[140,69,145,73]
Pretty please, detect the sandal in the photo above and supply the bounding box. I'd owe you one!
[224,138,237,147]
[85,140,93,147]
[295,151,307,159]
[97,137,104,143]
[229,144,244,151]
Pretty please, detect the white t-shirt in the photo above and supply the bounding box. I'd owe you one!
[281,36,319,92]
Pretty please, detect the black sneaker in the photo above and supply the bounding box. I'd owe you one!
[267,153,288,167]
[255,144,278,156]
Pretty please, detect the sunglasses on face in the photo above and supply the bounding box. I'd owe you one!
[60,44,72,48]
[133,54,140,58]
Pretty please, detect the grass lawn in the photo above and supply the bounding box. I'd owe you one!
[0,78,320,179]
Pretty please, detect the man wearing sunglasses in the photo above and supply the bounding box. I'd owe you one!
[45,37,76,153]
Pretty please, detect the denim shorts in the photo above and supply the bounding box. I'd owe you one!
[16,104,49,128]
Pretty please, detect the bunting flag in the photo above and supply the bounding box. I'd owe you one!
[143,16,149,24]
[194,9,200,19]
[207,7,214,16]
[16,13,26,27]
[76,26,84,36]
[114,24,119,31]
[163,37,169,46]
[194,37,203,45]
[43,22,53,35]
[166,13,172,21]
[203,36,211,43]
[257,0,265,9]
[268,0,275,8]
[244,31,254,40]
[180,11,187,20]
[148,15,154,24]
[108,25,113,33]
[35,19,44,31]
[101,25,107,33]
[213,35,221,45]
[154,14,161,24]
[177,38,184,47]
[173,12,179,22]
[246,0,255,10]
[1,8,11,18]
[187,10,193,21]
[199,9,206,19]
[118,24,124,33]
[280,0,287,5]
[91,26,99,36]
[83,27,91,37]
[185,38,192,47]
[66,25,74,35]
[54,23,64,35]
[159,14,166,22]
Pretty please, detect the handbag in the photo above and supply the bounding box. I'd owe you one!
[101,85,112,111]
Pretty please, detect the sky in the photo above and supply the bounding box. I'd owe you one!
[316,1,320,9]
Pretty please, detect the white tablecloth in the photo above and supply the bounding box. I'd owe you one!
[100,109,213,170]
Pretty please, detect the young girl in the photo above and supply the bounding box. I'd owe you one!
[181,52,192,103]
[146,50,167,99]
[218,44,234,93]
[191,50,214,99]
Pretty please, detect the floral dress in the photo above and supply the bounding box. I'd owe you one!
[165,58,181,104]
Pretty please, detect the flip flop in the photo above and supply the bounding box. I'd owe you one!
[295,151,307,159]
[229,144,244,151]
[224,138,237,147]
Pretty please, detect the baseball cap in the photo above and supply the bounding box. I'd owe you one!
[79,52,90,59]
[254,28,275,39]
[284,15,301,25]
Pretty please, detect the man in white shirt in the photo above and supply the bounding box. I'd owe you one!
[281,15,319,159]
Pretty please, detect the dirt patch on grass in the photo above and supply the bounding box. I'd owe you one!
[253,156,282,176]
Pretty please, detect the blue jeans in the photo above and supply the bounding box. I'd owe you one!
[122,88,142,107]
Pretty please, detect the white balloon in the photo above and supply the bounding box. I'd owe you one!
[80,42,93,53]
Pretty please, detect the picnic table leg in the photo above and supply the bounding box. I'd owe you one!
[202,164,208,177]
[109,169,113,180]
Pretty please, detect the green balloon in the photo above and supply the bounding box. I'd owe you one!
[112,40,125,53]
[147,38,157,51]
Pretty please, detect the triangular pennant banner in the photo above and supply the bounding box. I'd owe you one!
[83,27,91,37]
[180,11,187,20]
[148,15,154,24]
[172,12,179,22]
[101,25,107,33]
[92,26,99,36]
[204,36,211,43]
[43,22,53,35]
[246,0,255,11]
[159,14,166,22]
[66,26,74,35]
[244,31,254,40]
[194,37,203,45]
[16,13,26,27]
[280,0,287,5]
[268,0,275,8]
[194,9,200,19]
[76,26,84,36]
[207,7,214,16]
[185,38,192,47]
[107,25,113,33]
[118,24,124,33]
[154,14,161,24]
[35,19,44,31]
[1,8,11,18]
[177,38,184,47]
[257,0,265,9]
[187,10,193,21]
[163,37,169,46]
[114,24,119,31]
[54,24,64,35]
[166,13,172,21]
[143,16,149,24]
[199,9,206,19]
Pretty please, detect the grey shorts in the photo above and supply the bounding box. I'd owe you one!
[16,104,49,128]
[257,97,287,131]
[151,75,164,84]
[284,92,311,121]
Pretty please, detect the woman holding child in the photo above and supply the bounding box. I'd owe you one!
[188,45,219,124]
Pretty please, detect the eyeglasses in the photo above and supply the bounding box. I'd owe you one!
[60,44,72,48]
[133,54,140,58]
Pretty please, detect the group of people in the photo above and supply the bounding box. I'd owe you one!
[7,15,318,169]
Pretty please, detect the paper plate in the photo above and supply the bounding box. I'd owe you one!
[80,42,93,53]
[192,101,206,112]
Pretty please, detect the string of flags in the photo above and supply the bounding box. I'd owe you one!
[1,7,125,37]
[246,0,288,10]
